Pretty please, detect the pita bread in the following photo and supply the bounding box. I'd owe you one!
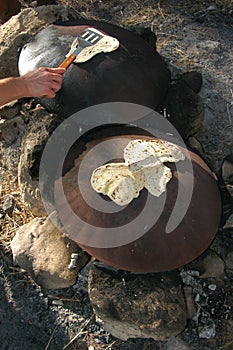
[149,139,185,163]
[129,155,160,172]
[124,140,160,169]
[91,163,130,195]
[143,164,172,196]
[66,34,119,64]
[132,169,146,195]
[91,163,144,205]
[91,138,184,205]
[107,176,136,206]
[124,139,185,169]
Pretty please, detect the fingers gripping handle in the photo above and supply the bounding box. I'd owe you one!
[59,53,76,69]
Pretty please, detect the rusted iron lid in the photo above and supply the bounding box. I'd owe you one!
[54,125,222,272]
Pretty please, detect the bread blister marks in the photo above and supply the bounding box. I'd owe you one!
[91,139,185,205]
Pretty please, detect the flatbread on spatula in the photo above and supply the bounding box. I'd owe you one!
[66,35,119,64]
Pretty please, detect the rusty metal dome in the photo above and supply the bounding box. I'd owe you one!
[54,125,222,272]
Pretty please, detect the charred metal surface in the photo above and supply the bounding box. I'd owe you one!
[18,20,170,117]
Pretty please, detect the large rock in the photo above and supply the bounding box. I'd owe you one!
[11,211,90,289]
[164,77,204,140]
[0,4,71,79]
[18,105,63,216]
[183,249,225,281]
[0,116,25,145]
[0,100,20,119]
[88,262,187,340]
[221,154,233,198]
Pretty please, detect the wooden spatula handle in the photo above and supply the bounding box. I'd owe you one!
[59,53,76,69]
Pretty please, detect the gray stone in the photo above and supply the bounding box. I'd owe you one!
[163,337,192,350]
[2,194,16,217]
[221,154,233,186]
[223,214,233,230]
[187,136,204,155]
[206,5,216,11]
[181,71,202,94]
[196,77,232,171]
[199,251,225,280]
[221,153,233,199]
[0,143,21,176]
[0,116,25,145]
[188,250,225,280]
[187,136,214,168]
[88,262,187,341]
[208,283,217,291]
[210,231,233,271]
[164,79,204,140]
[183,286,196,319]
[0,5,71,79]
[52,299,64,306]
[225,252,233,269]
[0,100,20,119]
[11,211,90,289]
[198,322,216,339]
[18,107,62,216]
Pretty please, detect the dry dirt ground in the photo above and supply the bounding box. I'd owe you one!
[0,1,233,349]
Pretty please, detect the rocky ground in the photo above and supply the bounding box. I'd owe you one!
[0,1,233,350]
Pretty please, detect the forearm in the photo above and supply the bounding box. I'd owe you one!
[0,76,27,107]
[0,67,65,107]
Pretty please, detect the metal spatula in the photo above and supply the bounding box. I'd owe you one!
[59,27,104,69]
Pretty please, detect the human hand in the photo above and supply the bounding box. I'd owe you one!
[21,67,66,99]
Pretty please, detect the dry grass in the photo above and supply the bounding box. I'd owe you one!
[57,0,165,26]
[56,0,233,22]
[0,169,34,257]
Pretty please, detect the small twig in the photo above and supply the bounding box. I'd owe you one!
[158,1,165,19]
[49,295,80,302]
[104,340,119,349]
[231,87,233,96]
[14,279,32,284]
[157,32,179,38]
[226,103,232,125]
[5,227,18,235]
[44,323,60,350]
[63,314,94,350]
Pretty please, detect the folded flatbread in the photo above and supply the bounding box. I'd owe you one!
[143,164,172,196]
[66,34,119,63]
[91,163,145,205]
[124,139,185,171]
[91,139,185,206]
